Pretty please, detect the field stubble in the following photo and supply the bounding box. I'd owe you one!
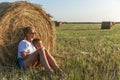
[1,23,120,80]
[56,23,120,80]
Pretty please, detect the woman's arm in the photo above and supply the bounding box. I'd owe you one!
[21,52,28,59]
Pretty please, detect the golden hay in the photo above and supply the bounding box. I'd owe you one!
[0,1,55,66]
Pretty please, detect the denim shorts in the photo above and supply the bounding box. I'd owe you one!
[17,58,24,69]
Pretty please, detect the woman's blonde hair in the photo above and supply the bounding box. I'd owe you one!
[24,26,35,35]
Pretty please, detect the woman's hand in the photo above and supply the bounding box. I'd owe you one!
[21,52,27,59]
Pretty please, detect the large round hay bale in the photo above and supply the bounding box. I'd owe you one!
[101,21,115,29]
[0,1,55,66]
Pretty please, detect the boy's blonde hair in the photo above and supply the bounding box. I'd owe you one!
[32,38,40,46]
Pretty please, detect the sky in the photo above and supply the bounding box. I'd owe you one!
[0,0,120,22]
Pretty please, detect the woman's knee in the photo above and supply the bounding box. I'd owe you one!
[38,48,45,54]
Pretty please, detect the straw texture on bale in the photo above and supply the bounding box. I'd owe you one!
[0,1,55,66]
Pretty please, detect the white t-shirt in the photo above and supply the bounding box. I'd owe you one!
[17,39,36,58]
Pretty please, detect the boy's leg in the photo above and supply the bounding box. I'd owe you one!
[38,48,53,72]
[45,49,59,69]
[45,49,66,77]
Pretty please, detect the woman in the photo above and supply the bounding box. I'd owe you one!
[17,27,65,77]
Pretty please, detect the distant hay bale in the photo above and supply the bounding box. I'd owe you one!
[112,22,115,26]
[54,21,62,27]
[101,21,115,29]
[0,1,55,66]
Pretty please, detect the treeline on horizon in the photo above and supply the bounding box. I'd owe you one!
[54,21,120,24]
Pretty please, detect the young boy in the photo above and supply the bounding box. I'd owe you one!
[32,38,66,77]
[32,38,43,50]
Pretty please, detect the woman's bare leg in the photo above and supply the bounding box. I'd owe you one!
[23,52,39,69]
[32,60,39,67]
[24,48,54,75]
